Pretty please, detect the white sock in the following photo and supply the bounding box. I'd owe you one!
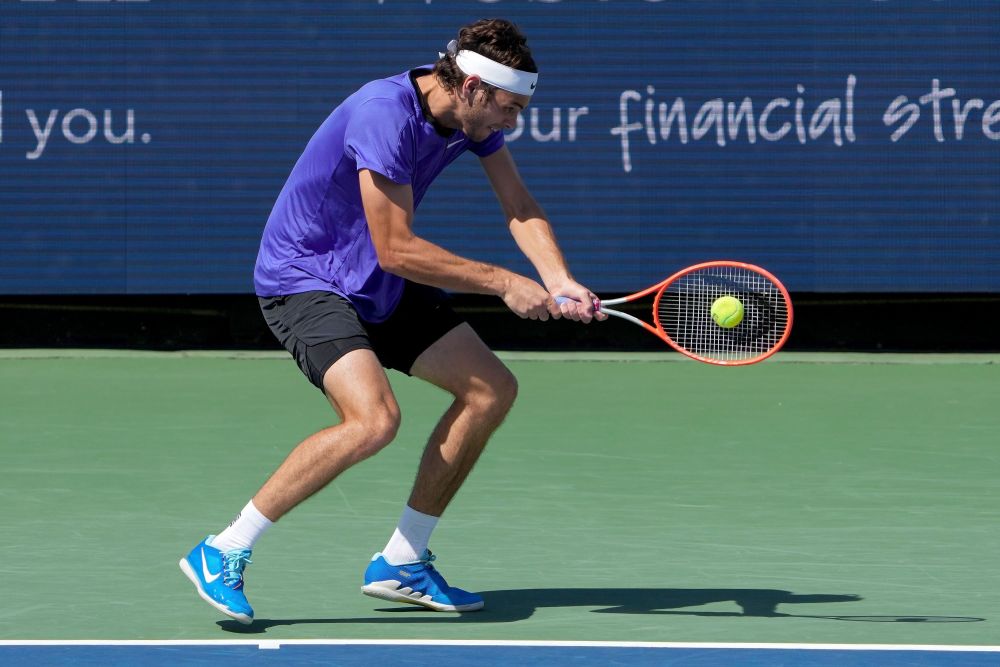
[381,505,439,565]
[211,500,273,552]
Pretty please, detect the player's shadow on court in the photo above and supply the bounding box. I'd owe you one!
[218,587,980,633]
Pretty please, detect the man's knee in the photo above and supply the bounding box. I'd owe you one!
[494,366,518,410]
[470,365,518,418]
[350,402,401,457]
[371,403,402,447]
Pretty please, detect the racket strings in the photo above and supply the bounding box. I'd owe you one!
[656,266,790,363]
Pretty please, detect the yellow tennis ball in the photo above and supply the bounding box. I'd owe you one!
[711,295,744,328]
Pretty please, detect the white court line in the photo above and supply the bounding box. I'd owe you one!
[1,640,999,652]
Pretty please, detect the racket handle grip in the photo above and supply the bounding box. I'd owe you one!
[555,295,601,311]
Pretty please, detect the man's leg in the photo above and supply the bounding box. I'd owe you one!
[361,323,515,612]
[406,322,517,516]
[181,347,400,624]
[252,348,401,520]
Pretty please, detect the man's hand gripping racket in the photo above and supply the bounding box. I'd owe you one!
[557,260,793,366]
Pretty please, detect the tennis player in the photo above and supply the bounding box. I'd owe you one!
[179,18,603,624]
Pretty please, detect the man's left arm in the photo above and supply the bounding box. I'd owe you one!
[479,146,604,322]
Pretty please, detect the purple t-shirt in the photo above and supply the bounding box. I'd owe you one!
[254,67,505,322]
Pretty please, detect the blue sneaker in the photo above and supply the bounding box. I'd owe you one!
[178,536,254,624]
[362,550,484,611]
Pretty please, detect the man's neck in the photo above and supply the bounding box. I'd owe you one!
[415,72,459,134]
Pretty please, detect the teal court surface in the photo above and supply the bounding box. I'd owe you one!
[2,350,998,665]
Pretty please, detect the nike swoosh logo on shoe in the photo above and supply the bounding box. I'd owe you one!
[201,548,222,584]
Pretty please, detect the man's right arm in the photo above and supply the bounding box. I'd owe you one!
[359,168,560,320]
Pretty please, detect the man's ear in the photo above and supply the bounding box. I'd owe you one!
[460,75,482,102]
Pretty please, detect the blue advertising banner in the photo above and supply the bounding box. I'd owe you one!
[1,1,998,294]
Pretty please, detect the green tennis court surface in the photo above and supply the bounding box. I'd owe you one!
[1,351,997,647]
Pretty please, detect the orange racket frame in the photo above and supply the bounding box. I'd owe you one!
[583,260,793,366]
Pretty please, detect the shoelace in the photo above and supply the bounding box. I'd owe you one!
[414,550,455,594]
[222,549,253,588]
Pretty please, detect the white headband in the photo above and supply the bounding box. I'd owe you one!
[442,39,538,97]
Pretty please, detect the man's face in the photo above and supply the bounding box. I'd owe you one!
[462,85,530,141]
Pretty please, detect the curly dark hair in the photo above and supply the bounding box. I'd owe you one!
[433,18,537,94]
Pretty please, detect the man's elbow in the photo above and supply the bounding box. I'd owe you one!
[373,230,420,275]
[375,244,408,274]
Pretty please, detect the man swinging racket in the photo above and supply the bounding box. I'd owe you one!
[180,17,604,624]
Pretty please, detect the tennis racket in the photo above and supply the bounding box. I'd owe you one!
[558,260,793,366]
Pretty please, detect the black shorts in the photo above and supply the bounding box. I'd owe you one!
[258,282,465,389]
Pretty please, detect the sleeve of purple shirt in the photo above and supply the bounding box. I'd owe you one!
[344,97,416,185]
